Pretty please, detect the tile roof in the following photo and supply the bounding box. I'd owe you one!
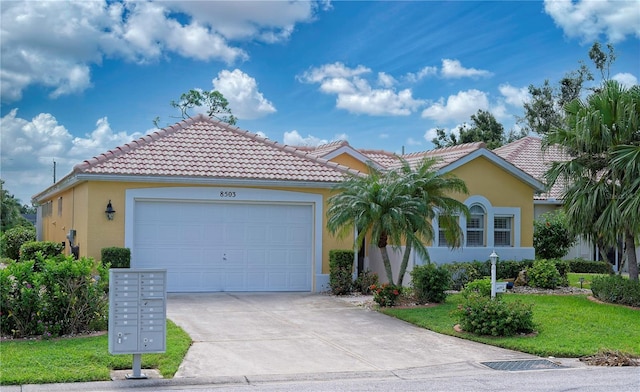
[493,136,569,200]
[73,115,360,183]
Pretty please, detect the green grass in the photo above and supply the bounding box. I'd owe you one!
[382,293,640,358]
[567,272,608,289]
[0,319,192,385]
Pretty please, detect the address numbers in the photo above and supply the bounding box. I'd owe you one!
[220,191,236,198]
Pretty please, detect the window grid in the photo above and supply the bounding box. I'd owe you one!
[467,205,485,247]
[494,216,512,247]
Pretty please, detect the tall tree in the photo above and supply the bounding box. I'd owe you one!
[326,159,468,286]
[155,89,237,127]
[432,110,505,149]
[544,80,640,281]
[0,180,30,232]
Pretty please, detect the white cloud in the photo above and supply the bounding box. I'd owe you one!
[299,62,423,116]
[283,130,328,147]
[212,69,276,119]
[440,59,493,79]
[613,72,638,88]
[0,109,142,204]
[499,84,530,106]
[544,0,640,43]
[405,66,438,83]
[421,89,490,123]
[377,72,397,88]
[0,0,324,102]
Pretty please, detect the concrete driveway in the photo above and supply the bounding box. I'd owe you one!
[167,293,537,379]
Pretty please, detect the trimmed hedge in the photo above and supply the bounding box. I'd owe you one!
[567,258,613,274]
[101,247,131,268]
[329,249,353,295]
[19,241,64,263]
[591,275,640,307]
[455,295,535,337]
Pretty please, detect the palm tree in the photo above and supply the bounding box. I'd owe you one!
[390,158,468,286]
[544,81,639,281]
[326,159,468,286]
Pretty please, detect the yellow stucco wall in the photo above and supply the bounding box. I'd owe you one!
[37,181,352,276]
[329,153,371,173]
[448,156,535,246]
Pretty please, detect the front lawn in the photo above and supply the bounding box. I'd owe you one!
[0,320,191,385]
[567,272,609,289]
[382,293,640,358]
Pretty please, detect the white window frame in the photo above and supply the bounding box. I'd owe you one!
[466,204,486,247]
[494,215,513,247]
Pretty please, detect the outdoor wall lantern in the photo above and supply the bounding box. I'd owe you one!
[489,250,499,299]
[105,200,116,220]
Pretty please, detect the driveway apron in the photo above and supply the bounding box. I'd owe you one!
[167,293,536,378]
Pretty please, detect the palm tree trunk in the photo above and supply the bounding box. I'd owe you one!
[625,231,638,281]
[377,231,394,283]
[396,242,412,287]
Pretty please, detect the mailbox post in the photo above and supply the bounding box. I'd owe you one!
[108,269,167,379]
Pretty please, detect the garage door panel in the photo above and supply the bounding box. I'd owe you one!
[133,201,312,292]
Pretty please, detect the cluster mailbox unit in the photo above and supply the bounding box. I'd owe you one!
[108,269,167,379]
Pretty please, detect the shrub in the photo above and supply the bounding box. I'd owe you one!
[462,278,492,298]
[455,295,535,337]
[0,226,36,260]
[101,247,131,268]
[528,259,562,289]
[533,211,576,259]
[497,260,534,280]
[442,262,482,291]
[0,255,109,338]
[410,263,451,304]
[591,275,640,307]
[568,258,613,274]
[19,241,64,268]
[329,249,353,295]
[353,270,378,295]
[370,283,401,307]
[554,259,570,286]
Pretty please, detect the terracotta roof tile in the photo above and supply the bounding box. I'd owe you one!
[494,136,569,200]
[73,115,359,182]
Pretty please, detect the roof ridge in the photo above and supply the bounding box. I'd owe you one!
[494,136,540,161]
[430,141,486,153]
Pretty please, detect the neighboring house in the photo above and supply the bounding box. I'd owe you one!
[494,136,637,272]
[301,140,545,284]
[33,115,544,291]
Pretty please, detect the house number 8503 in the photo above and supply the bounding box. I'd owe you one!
[220,191,236,198]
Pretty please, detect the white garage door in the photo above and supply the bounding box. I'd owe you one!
[132,201,313,292]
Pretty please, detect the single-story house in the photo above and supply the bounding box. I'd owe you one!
[33,115,544,291]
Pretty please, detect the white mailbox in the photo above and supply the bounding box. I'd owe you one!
[108,269,167,355]
[495,282,508,293]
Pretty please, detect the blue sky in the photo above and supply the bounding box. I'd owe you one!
[1,0,639,205]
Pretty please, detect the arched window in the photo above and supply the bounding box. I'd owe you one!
[467,205,485,247]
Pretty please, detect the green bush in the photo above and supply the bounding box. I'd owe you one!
[554,259,570,286]
[568,258,613,274]
[19,241,64,269]
[455,295,535,336]
[353,270,378,295]
[329,249,353,295]
[101,247,131,268]
[533,211,576,259]
[410,263,451,304]
[462,278,492,298]
[591,275,640,307]
[0,255,109,338]
[442,262,482,291]
[528,259,562,289]
[497,260,534,280]
[0,226,36,260]
[370,283,401,307]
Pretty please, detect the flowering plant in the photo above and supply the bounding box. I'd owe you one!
[370,283,401,307]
